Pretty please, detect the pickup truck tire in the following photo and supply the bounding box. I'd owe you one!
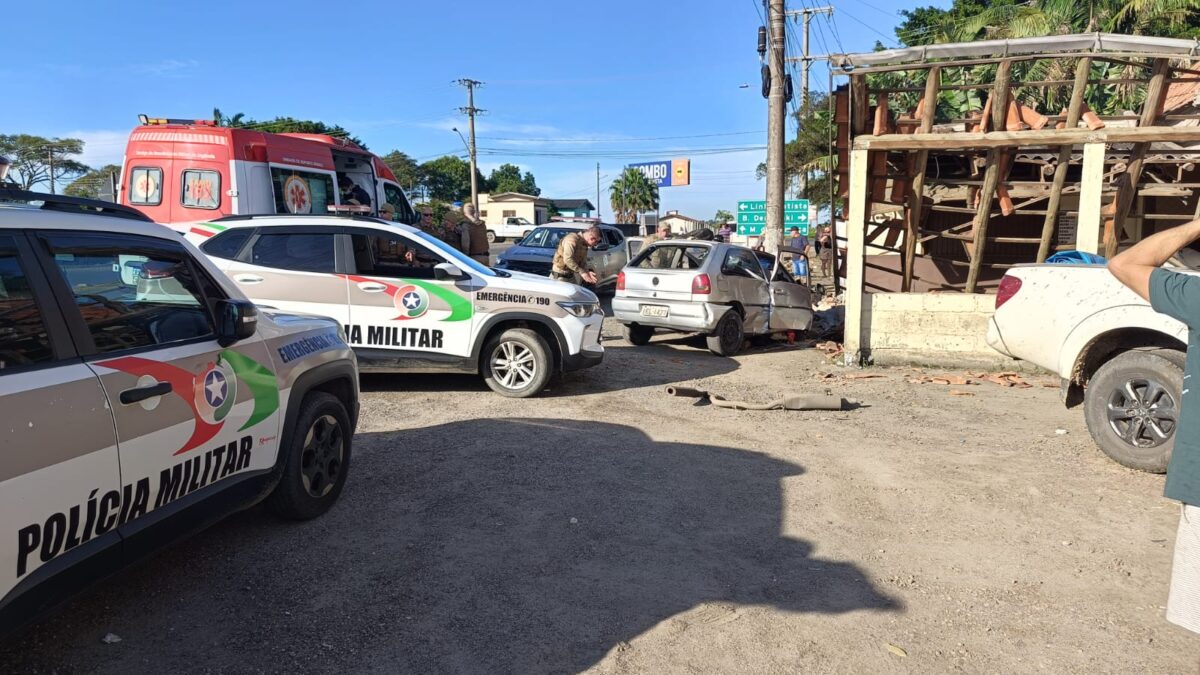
[266,392,352,520]
[486,230,498,243]
[1083,349,1183,473]
[482,327,552,398]
[707,311,744,357]
[625,324,654,346]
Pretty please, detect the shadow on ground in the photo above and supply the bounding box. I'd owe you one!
[0,419,898,673]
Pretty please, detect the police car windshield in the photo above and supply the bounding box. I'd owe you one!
[521,227,578,249]
[410,228,497,276]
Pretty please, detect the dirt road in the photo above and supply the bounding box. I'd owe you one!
[1,317,1196,673]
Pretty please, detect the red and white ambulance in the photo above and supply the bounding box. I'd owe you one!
[118,116,417,235]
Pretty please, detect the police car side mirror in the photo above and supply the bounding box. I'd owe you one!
[434,262,466,281]
[215,299,258,346]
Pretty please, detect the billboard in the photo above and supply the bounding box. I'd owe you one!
[629,159,690,187]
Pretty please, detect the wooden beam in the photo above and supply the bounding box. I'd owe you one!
[1037,56,1091,262]
[844,148,870,367]
[1106,58,1171,258]
[1077,142,1107,253]
[850,75,869,136]
[852,125,1200,151]
[902,66,940,292]
[965,61,1012,293]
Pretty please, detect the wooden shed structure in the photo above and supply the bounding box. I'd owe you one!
[831,33,1200,366]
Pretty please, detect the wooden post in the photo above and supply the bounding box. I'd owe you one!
[1106,58,1171,258]
[1037,56,1091,262]
[850,75,868,136]
[902,66,940,292]
[1077,142,1106,253]
[844,147,870,367]
[964,60,1011,293]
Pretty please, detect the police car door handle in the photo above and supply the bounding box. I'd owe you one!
[356,282,387,293]
[234,274,264,284]
[120,381,172,405]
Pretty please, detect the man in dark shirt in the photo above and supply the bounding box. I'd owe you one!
[1109,221,1200,635]
[338,175,373,209]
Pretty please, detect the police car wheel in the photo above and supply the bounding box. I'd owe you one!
[266,392,352,520]
[483,328,552,398]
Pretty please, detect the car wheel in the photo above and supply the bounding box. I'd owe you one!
[706,311,744,357]
[266,392,351,520]
[1082,349,1183,473]
[482,328,553,397]
[625,324,654,346]
[486,230,497,244]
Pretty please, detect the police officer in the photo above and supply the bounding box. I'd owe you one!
[551,226,601,286]
[461,203,490,265]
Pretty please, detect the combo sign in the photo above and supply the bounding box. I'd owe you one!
[628,159,691,187]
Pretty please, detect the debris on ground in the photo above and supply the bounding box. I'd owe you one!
[843,372,886,380]
[665,386,853,411]
[102,633,122,644]
[814,341,844,359]
[949,389,975,397]
[967,371,1035,388]
[809,306,845,341]
[884,643,909,658]
[909,374,979,386]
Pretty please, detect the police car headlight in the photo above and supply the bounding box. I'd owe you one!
[557,301,600,318]
[494,259,509,269]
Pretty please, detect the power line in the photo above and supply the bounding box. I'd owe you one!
[478,130,766,143]
[839,9,900,47]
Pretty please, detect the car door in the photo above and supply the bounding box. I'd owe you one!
[0,232,124,618]
[601,228,626,279]
[219,226,350,326]
[35,231,283,559]
[718,248,771,334]
[343,227,477,359]
[763,249,814,331]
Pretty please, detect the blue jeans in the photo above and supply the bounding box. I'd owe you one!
[792,258,808,279]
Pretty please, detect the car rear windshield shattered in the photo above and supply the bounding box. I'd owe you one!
[632,244,709,270]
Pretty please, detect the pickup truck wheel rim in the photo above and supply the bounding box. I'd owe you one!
[1106,378,1177,449]
[492,341,536,390]
[301,414,343,498]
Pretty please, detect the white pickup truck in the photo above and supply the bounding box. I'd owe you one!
[987,262,1192,472]
[486,217,537,243]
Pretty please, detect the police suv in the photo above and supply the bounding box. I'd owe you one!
[0,191,359,636]
[184,214,605,397]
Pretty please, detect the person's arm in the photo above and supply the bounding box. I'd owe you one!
[460,224,471,252]
[1108,219,1200,301]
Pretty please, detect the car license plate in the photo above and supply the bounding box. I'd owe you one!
[640,304,669,318]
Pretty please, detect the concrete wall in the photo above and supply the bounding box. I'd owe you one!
[862,292,1019,369]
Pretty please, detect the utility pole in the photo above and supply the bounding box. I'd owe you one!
[596,162,601,221]
[456,78,484,211]
[786,5,832,200]
[47,148,56,195]
[765,0,787,254]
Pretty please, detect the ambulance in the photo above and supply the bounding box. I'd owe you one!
[118,116,417,232]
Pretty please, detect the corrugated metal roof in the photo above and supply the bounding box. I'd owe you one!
[831,33,1200,72]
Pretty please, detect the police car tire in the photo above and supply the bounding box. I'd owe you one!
[482,328,553,398]
[266,392,352,520]
[1083,349,1182,474]
[625,324,654,346]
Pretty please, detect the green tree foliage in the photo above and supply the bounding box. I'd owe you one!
[419,155,486,202]
[64,164,121,200]
[380,150,421,189]
[0,135,89,191]
[713,209,734,224]
[212,107,367,149]
[609,168,659,224]
[487,163,541,196]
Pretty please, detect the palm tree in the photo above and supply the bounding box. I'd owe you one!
[212,107,246,127]
[609,168,659,224]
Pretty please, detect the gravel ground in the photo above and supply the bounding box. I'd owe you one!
[1,312,1197,673]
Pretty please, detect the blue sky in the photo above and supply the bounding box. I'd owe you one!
[1,0,941,220]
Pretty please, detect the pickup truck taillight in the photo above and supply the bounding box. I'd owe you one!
[616,271,625,291]
[996,275,1022,309]
[692,273,711,295]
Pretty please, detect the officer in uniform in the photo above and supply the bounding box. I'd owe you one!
[461,203,490,265]
[551,226,601,286]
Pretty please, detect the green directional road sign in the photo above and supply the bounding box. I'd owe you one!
[736,199,810,236]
